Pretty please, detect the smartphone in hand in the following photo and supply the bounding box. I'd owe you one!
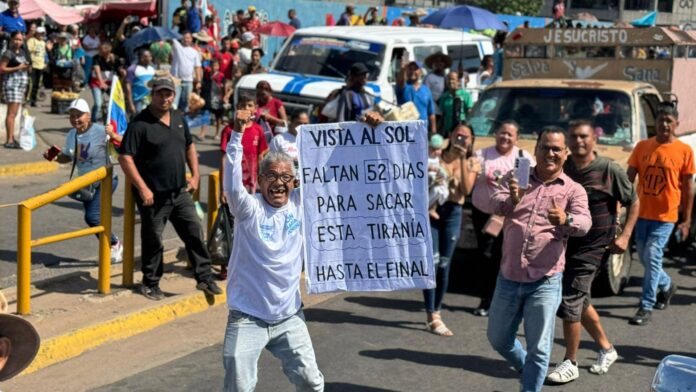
[44,145,61,161]
[514,150,531,188]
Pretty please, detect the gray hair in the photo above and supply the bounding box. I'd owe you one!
[259,151,295,175]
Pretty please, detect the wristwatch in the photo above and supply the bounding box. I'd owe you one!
[564,213,573,226]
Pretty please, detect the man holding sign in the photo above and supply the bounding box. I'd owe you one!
[221,107,383,391]
[486,127,591,392]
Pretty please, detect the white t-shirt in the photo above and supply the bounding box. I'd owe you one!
[82,35,101,57]
[223,131,303,323]
[239,47,252,68]
[269,132,298,166]
[171,39,201,82]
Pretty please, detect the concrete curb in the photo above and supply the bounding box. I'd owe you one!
[22,288,227,376]
[0,161,58,177]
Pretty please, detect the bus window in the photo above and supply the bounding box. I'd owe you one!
[524,45,546,58]
[675,46,687,59]
[447,44,480,74]
[505,45,523,58]
[689,47,696,58]
[556,46,615,59]
[414,45,443,67]
[622,46,671,59]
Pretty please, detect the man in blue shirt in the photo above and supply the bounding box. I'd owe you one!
[186,2,201,34]
[0,0,25,52]
[396,60,437,134]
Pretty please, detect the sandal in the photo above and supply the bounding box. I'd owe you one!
[426,319,454,337]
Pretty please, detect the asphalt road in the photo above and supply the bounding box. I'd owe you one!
[0,131,224,288]
[93,244,696,392]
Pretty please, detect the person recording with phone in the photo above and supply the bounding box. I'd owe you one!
[422,123,479,337]
[486,127,591,392]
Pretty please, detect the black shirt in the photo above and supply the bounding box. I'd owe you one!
[564,154,637,265]
[119,108,192,193]
[1,47,30,68]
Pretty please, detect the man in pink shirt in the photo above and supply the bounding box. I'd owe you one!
[487,127,591,392]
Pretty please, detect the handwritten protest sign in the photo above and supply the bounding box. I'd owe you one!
[298,120,435,294]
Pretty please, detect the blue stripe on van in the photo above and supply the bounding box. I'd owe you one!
[271,72,383,101]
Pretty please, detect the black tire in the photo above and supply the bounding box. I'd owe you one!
[592,248,632,297]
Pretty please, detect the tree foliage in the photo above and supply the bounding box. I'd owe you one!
[468,0,545,16]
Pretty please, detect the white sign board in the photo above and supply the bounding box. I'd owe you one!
[298,120,435,294]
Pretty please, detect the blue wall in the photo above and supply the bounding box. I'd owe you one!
[168,1,549,66]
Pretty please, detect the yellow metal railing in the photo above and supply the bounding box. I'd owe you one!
[121,171,220,287]
[17,166,113,315]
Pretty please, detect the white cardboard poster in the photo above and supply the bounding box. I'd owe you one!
[298,120,435,294]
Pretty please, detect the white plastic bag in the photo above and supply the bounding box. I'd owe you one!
[19,112,36,151]
[321,96,339,120]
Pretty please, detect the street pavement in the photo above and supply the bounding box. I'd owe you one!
[0,94,225,287]
[93,245,696,392]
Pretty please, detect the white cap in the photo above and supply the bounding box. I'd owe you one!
[36,26,46,34]
[241,32,255,43]
[68,98,90,114]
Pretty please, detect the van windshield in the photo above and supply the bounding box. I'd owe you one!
[273,35,385,81]
[469,87,633,146]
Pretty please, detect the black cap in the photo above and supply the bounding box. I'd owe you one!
[349,62,369,76]
[150,76,176,92]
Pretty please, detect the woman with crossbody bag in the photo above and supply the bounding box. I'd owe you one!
[42,98,124,263]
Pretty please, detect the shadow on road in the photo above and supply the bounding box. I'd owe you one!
[305,308,422,332]
[360,348,519,379]
[326,382,398,392]
[342,296,424,313]
[567,339,696,368]
[0,249,81,266]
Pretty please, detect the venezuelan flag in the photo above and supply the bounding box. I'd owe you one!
[107,75,128,147]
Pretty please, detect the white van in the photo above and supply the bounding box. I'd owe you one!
[235,26,494,113]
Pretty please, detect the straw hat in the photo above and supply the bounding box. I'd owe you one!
[192,30,213,43]
[404,8,428,17]
[0,314,40,381]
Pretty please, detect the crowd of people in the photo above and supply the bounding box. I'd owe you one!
[0,2,693,391]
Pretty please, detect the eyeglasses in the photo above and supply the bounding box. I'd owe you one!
[538,145,566,154]
[262,172,294,183]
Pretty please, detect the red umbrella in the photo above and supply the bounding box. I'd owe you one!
[254,21,296,37]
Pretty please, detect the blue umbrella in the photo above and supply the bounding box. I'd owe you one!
[125,27,182,52]
[422,5,507,31]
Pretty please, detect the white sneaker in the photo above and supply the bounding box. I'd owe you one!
[111,240,123,264]
[547,359,579,384]
[589,347,618,375]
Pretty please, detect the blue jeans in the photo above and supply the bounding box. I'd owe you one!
[175,80,193,112]
[487,273,562,392]
[82,175,119,245]
[423,202,462,313]
[223,309,324,392]
[635,218,674,310]
[90,86,103,122]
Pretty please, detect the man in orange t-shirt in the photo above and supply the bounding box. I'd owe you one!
[627,102,695,326]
